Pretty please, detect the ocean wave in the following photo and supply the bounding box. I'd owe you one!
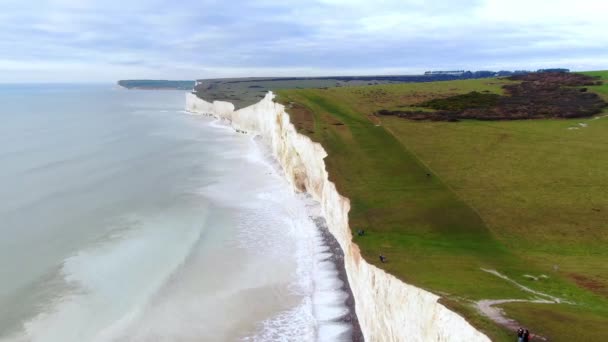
[241,298,315,342]
[11,209,208,342]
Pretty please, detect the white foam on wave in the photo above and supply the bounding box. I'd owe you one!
[318,322,353,342]
[307,225,352,341]
[195,135,284,211]
[208,117,234,131]
[233,133,353,341]
[242,298,315,342]
[244,212,352,342]
[9,209,208,342]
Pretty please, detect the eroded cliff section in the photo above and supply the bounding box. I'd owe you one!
[186,91,491,342]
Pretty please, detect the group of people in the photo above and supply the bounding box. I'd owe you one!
[517,327,531,342]
[356,229,387,263]
[361,228,533,340]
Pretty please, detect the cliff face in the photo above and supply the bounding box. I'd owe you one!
[186,92,491,342]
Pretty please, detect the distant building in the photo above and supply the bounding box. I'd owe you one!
[537,68,570,73]
[424,70,466,76]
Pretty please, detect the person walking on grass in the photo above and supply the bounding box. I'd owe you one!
[523,328,530,342]
[517,328,524,342]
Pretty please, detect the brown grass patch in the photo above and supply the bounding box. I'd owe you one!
[569,273,608,297]
[288,102,315,134]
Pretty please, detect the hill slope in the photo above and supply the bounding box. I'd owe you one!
[276,73,608,341]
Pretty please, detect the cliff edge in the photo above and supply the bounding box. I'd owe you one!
[186,91,491,342]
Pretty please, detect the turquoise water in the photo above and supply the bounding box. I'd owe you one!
[0,85,342,341]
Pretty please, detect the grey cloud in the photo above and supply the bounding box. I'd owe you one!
[0,0,606,82]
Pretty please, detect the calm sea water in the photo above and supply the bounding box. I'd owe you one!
[0,85,350,341]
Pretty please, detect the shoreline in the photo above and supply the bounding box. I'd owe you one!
[197,111,363,339]
[311,215,364,341]
[227,119,364,340]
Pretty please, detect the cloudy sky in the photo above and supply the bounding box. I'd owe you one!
[1,0,607,82]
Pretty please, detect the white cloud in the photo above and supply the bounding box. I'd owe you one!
[0,0,606,82]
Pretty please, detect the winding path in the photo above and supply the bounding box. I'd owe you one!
[475,269,569,340]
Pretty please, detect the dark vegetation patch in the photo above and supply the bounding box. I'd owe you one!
[420,91,500,112]
[377,73,607,121]
[510,72,602,86]
[376,109,460,122]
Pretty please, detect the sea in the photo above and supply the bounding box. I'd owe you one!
[0,84,352,341]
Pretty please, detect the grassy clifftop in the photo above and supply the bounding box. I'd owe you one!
[276,73,608,341]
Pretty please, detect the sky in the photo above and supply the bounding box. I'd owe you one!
[1,0,607,82]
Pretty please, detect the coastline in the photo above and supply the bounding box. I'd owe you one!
[205,113,363,339]
[312,214,364,341]
[185,91,491,341]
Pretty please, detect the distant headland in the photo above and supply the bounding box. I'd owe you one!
[118,80,195,90]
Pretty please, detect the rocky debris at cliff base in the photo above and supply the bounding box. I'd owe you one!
[312,216,364,342]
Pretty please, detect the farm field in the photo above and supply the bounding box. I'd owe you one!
[276,73,608,341]
[193,74,519,109]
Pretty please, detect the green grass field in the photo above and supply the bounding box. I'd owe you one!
[582,70,608,101]
[502,303,608,342]
[276,74,608,341]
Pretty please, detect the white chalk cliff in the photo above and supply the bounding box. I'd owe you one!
[186,92,491,342]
